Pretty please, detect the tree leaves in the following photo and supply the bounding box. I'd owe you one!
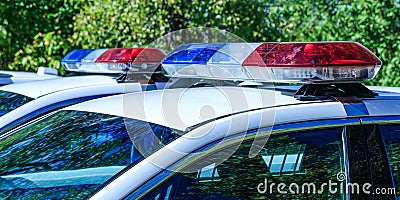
[1,0,400,85]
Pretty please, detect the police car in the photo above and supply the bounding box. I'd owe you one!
[0,47,167,133]
[0,67,59,86]
[1,42,400,199]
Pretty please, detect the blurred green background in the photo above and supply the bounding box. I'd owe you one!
[0,0,399,86]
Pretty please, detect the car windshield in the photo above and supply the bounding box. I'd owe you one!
[0,90,33,117]
[0,110,182,199]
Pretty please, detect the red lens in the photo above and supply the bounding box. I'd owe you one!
[243,42,381,67]
[95,48,166,63]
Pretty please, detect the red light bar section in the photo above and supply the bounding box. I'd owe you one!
[95,48,166,63]
[242,42,381,67]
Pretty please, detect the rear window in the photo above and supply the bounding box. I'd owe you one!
[0,110,182,199]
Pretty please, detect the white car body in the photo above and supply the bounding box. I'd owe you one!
[0,67,59,85]
[1,85,400,199]
[10,85,393,199]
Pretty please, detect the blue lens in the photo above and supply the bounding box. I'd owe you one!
[61,49,94,63]
[163,43,224,64]
[0,73,12,85]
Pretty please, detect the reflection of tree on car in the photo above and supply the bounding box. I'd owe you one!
[143,128,344,199]
[0,110,181,199]
[0,91,33,117]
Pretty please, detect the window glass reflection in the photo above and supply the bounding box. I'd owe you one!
[139,128,344,199]
[0,90,33,117]
[0,110,182,199]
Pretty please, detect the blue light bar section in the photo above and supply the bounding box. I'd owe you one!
[0,73,12,86]
[61,49,94,64]
[162,43,224,64]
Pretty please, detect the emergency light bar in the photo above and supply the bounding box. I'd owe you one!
[163,42,381,83]
[62,48,166,74]
[162,43,261,80]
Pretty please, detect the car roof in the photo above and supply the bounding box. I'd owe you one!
[63,86,334,131]
[64,85,400,131]
[368,86,400,94]
[0,75,118,98]
[0,70,59,82]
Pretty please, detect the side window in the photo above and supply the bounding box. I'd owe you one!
[380,125,400,197]
[138,128,345,199]
[0,110,182,199]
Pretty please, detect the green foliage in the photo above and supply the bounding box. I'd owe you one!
[0,25,8,69]
[9,31,73,74]
[73,0,188,48]
[73,0,142,48]
[0,0,83,71]
[2,0,400,86]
